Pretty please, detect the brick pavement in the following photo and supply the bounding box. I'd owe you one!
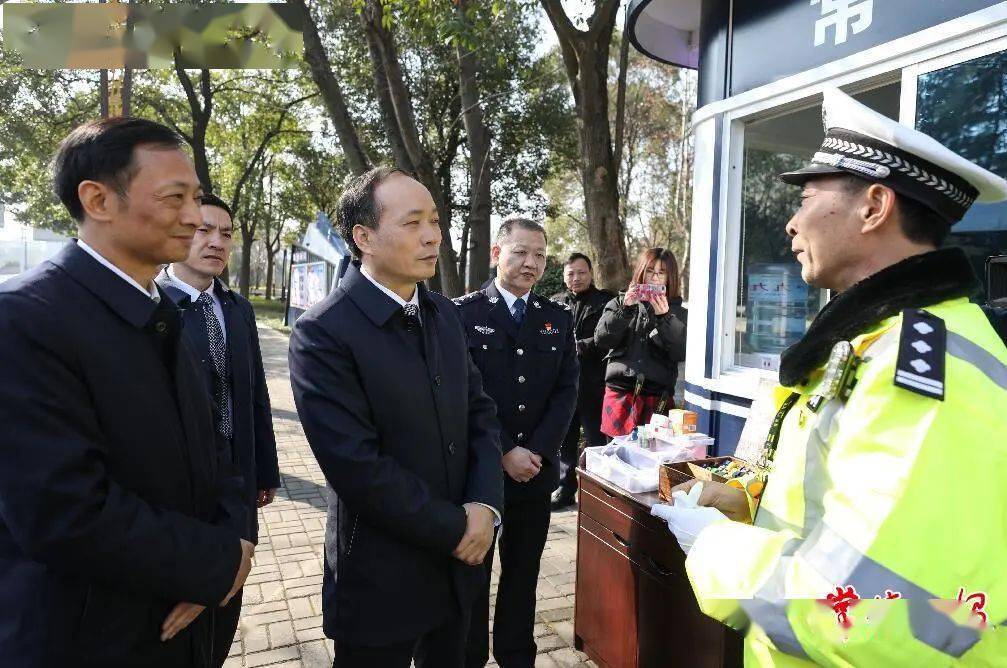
[224,326,594,668]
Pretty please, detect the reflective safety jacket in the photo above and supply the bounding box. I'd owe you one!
[686,297,1007,666]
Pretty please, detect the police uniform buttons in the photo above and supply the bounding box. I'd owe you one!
[518,376,526,383]
[447,442,456,455]
[434,375,442,386]
[517,433,524,440]
[154,321,167,334]
[551,346,556,351]
[482,344,488,350]
[517,348,524,355]
[518,404,526,412]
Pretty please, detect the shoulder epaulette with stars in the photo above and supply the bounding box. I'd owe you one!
[548,297,572,311]
[452,291,484,306]
[893,308,946,400]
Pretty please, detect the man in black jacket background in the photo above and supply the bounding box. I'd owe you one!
[289,167,503,667]
[156,192,281,666]
[0,118,253,667]
[457,218,578,668]
[549,253,614,509]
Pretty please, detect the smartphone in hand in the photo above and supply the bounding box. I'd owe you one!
[635,283,666,302]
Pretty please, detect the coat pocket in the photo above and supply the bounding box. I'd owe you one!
[75,584,155,653]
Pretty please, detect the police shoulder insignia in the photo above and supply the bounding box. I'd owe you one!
[893,309,946,400]
[549,298,572,311]
[453,291,482,305]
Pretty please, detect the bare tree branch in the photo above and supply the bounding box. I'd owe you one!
[229,92,316,218]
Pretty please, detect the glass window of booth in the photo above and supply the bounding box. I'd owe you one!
[916,49,1007,298]
[735,84,901,371]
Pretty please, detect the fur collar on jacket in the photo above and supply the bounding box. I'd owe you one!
[779,247,979,387]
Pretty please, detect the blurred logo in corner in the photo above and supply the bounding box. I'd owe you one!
[3,2,303,69]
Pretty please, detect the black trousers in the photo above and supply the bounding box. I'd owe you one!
[211,588,242,667]
[465,493,552,668]
[555,415,582,500]
[333,613,470,668]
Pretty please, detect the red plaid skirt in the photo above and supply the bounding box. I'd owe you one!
[600,387,669,438]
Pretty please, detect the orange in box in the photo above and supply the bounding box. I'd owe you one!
[668,409,697,435]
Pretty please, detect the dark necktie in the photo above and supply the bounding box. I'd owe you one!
[402,302,422,332]
[196,293,232,440]
[512,298,526,326]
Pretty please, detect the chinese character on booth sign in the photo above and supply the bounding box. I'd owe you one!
[810,0,874,47]
[957,588,988,626]
[826,585,861,629]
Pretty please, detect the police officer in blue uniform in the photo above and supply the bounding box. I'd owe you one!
[457,218,578,668]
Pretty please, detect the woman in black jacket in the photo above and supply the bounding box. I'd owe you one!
[594,247,688,438]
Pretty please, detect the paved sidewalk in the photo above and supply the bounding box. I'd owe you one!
[224,326,594,667]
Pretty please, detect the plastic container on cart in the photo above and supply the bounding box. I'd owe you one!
[584,439,715,493]
[650,433,713,461]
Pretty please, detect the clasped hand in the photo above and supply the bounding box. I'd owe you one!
[453,503,495,566]
[161,538,254,642]
[502,446,541,483]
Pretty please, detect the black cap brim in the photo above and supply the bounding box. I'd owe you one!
[778,162,849,186]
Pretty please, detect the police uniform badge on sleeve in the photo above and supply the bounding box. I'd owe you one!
[893,309,946,400]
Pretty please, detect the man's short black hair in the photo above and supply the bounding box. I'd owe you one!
[838,174,950,247]
[336,166,414,259]
[199,191,233,220]
[51,117,187,222]
[496,216,547,244]
[896,194,951,247]
[565,252,592,272]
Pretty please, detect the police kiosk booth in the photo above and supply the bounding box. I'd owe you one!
[627,0,1007,452]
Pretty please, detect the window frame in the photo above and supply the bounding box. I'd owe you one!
[703,8,1007,400]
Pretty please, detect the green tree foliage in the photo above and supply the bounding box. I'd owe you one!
[0,40,100,234]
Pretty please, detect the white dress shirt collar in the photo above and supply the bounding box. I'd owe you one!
[360,265,420,314]
[164,265,228,339]
[166,264,217,303]
[494,279,530,314]
[76,239,159,302]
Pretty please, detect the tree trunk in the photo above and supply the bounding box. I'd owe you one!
[362,0,462,296]
[578,49,629,290]
[363,26,414,172]
[239,234,253,298]
[287,0,370,175]
[455,0,492,293]
[458,218,471,292]
[173,63,214,192]
[613,18,630,176]
[122,68,133,116]
[99,70,109,118]
[190,113,212,192]
[236,165,264,299]
[265,252,275,300]
[540,0,629,291]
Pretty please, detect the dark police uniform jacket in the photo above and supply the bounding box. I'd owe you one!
[288,262,504,646]
[157,272,281,542]
[0,241,247,667]
[455,282,579,499]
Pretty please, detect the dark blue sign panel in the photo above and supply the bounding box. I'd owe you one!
[731,0,1002,95]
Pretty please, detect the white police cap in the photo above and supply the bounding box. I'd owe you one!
[780,88,1007,224]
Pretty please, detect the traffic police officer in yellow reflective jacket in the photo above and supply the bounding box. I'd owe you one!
[652,88,1007,666]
